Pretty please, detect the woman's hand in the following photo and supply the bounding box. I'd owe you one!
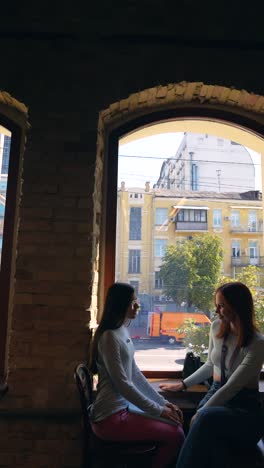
[159,381,185,392]
[161,405,183,424]
[165,402,184,424]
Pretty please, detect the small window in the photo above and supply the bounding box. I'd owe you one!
[128,249,141,273]
[231,211,240,227]
[249,240,258,259]
[213,209,222,227]
[155,239,167,257]
[130,280,139,295]
[155,208,168,225]
[129,207,141,240]
[232,240,241,257]
[248,211,257,231]
[155,271,164,289]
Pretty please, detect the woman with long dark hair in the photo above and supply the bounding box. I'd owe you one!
[89,282,185,468]
[160,282,264,468]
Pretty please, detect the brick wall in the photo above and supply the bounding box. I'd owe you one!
[0,6,263,466]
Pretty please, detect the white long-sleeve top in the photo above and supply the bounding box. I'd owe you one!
[183,319,264,409]
[90,325,167,422]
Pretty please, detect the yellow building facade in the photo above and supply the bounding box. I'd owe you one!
[116,184,264,310]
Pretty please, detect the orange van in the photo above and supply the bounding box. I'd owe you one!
[148,311,211,344]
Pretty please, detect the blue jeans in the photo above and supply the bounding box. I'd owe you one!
[176,384,264,468]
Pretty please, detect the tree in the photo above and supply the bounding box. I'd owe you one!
[218,265,264,334]
[177,318,211,359]
[159,233,222,311]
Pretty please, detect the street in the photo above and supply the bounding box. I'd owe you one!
[132,337,187,371]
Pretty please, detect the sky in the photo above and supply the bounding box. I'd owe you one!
[118,132,262,190]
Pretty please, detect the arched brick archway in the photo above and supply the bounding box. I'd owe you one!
[0,91,28,378]
[91,82,264,320]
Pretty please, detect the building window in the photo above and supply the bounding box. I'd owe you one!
[155,239,167,257]
[248,211,257,231]
[155,271,164,289]
[232,240,241,257]
[129,207,141,240]
[249,240,258,259]
[177,209,207,222]
[129,193,143,200]
[128,249,141,273]
[0,122,21,379]
[1,136,11,174]
[231,211,240,227]
[213,209,222,227]
[130,280,139,295]
[155,208,168,225]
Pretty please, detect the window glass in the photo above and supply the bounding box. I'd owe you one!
[155,271,164,289]
[177,210,184,222]
[249,240,258,259]
[156,208,168,225]
[232,240,241,257]
[130,280,139,295]
[248,211,257,231]
[155,239,167,257]
[128,249,141,273]
[200,210,206,222]
[116,128,263,372]
[189,210,194,222]
[129,207,141,240]
[213,209,222,227]
[231,210,240,226]
[0,130,11,267]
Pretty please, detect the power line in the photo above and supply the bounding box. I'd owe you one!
[118,154,262,166]
[118,176,260,191]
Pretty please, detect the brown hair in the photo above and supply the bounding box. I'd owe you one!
[216,282,257,347]
[89,282,134,373]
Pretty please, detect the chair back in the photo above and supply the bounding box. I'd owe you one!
[74,363,94,435]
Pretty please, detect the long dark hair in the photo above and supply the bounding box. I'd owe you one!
[216,282,257,347]
[89,282,134,373]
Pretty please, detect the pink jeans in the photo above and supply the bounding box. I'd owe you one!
[92,409,185,468]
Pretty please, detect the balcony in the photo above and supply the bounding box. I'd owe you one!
[175,221,208,231]
[231,256,264,267]
[230,223,263,233]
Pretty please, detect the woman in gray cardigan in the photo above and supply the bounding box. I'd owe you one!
[89,282,185,468]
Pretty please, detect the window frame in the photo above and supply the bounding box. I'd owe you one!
[0,115,22,378]
[231,210,240,227]
[155,207,168,225]
[128,249,141,274]
[103,106,264,378]
[232,239,241,257]
[154,271,164,289]
[129,207,142,240]
[154,239,167,257]
[213,208,222,227]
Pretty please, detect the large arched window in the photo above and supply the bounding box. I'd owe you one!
[100,103,264,376]
[0,113,24,380]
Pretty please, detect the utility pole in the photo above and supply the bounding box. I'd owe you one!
[216,169,221,192]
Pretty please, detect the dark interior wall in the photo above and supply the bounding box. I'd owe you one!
[0,3,264,466]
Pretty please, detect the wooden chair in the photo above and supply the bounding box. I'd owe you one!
[74,363,156,468]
